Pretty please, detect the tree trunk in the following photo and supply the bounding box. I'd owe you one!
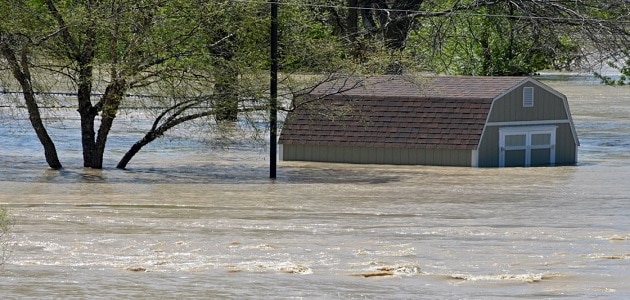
[1,43,62,169]
[346,0,358,40]
[76,64,99,168]
[211,33,239,123]
[116,103,214,169]
[116,132,155,169]
[91,80,126,169]
[360,0,424,74]
[479,30,493,76]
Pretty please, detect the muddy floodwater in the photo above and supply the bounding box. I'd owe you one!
[1,79,629,299]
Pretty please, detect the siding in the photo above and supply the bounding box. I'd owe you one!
[555,123,578,165]
[477,123,577,167]
[477,84,577,167]
[477,126,501,167]
[488,84,568,123]
[282,144,471,166]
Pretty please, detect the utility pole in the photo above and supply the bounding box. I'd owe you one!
[270,1,278,178]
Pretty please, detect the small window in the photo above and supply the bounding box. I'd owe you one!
[523,87,534,107]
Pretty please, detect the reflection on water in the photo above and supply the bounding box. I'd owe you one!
[1,81,629,299]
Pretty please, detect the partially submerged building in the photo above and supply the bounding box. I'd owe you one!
[279,75,579,167]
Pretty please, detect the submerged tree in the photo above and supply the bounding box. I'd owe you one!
[0,0,354,170]
[117,0,352,169]
[0,33,63,169]
[2,0,212,169]
[0,0,275,169]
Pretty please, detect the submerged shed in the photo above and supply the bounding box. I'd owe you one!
[279,75,579,167]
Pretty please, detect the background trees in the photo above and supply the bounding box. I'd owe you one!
[321,0,629,76]
[595,50,630,85]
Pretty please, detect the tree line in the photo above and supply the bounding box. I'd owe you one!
[1,0,628,170]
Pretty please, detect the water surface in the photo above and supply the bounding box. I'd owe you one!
[1,80,629,299]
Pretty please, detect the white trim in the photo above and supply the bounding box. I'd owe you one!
[523,78,580,146]
[491,77,529,100]
[491,77,571,109]
[278,144,284,161]
[475,78,530,151]
[564,95,580,146]
[523,87,534,107]
[476,77,580,151]
[486,119,570,127]
[471,149,479,167]
[499,125,557,167]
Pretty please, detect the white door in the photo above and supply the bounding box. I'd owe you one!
[499,126,557,167]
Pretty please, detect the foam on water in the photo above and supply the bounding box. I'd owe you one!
[447,272,562,283]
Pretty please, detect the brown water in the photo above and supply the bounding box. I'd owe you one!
[1,80,629,299]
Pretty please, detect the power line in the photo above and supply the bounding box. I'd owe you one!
[230,0,630,24]
[0,89,170,99]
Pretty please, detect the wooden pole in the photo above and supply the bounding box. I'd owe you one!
[270,1,278,179]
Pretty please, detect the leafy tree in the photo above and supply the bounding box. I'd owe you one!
[1,0,359,170]
[594,50,630,85]
[3,0,212,169]
[409,2,580,76]
[1,1,63,169]
[320,0,629,76]
[117,0,355,169]
[429,0,629,76]
[320,0,425,74]
[0,0,279,169]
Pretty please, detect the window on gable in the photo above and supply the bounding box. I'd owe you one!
[523,87,534,107]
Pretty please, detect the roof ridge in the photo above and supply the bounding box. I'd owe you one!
[309,75,530,100]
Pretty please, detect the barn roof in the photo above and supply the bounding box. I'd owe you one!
[279,75,530,150]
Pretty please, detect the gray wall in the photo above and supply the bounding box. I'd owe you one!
[477,126,501,167]
[478,83,577,167]
[554,123,578,165]
[488,83,569,122]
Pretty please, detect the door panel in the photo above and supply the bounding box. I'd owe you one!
[499,126,557,167]
[531,148,552,166]
[505,150,526,167]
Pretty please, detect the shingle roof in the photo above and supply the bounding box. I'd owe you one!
[279,75,529,150]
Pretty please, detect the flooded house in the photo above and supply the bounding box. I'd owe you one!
[279,75,579,167]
